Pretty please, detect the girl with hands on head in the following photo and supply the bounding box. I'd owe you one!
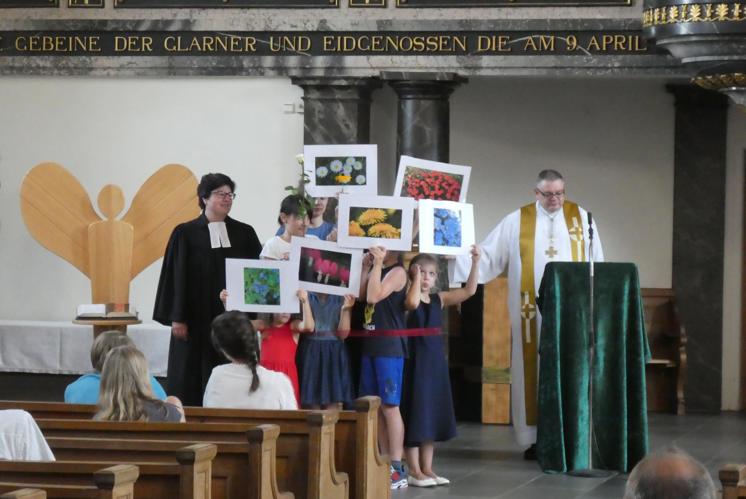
[400,244,480,488]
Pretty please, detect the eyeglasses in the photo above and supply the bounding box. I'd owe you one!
[211,190,236,200]
[536,189,565,199]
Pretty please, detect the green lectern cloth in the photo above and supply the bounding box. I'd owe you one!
[536,262,650,473]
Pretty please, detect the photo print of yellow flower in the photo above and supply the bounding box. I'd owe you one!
[337,194,415,251]
[303,144,378,197]
[348,208,402,239]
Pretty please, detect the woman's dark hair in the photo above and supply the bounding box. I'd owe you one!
[211,311,261,393]
[197,173,236,210]
[277,194,313,226]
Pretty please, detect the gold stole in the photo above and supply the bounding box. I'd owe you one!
[518,201,585,425]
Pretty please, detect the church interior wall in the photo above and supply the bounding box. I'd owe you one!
[0,74,741,408]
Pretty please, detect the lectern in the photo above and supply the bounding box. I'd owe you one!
[536,262,650,473]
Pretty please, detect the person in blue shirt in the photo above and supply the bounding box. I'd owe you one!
[275,196,336,241]
[64,330,167,404]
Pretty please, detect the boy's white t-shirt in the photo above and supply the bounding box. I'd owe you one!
[260,234,318,260]
[260,236,292,260]
[203,363,298,410]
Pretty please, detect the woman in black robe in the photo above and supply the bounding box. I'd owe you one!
[153,173,262,406]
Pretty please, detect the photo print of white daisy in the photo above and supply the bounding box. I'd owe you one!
[303,144,378,197]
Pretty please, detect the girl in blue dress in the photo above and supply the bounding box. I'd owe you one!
[401,245,480,487]
[297,292,355,409]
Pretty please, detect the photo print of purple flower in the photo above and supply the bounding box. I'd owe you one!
[433,208,462,248]
[244,268,281,305]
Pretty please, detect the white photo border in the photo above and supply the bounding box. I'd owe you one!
[225,258,300,313]
[394,155,471,203]
[337,194,416,251]
[418,200,475,256]
[289,236,363,297]
[303,144,378,197]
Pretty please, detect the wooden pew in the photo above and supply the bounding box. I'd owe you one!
[33,414,347,499]
[1,397,388,499]
[0,489,46,498]
[44,430,287,499]
[0,445,214,499]
[0,464,137,499]
[185,397,388,499]
[641,288,687,414]
[720,464,746,499]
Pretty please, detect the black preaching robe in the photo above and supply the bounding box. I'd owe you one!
[153,213,262,406]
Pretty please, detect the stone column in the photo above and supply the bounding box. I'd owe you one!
[383,72,473,417]
[290,77,381,145]
[382,71,466,163]
[667,84,729,413]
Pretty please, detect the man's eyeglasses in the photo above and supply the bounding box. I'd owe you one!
[536,189,565,199]
[211,190,236,200]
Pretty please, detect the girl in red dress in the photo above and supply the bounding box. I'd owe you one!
[259,289,314,405]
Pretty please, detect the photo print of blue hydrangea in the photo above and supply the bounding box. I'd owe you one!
[433,208,462,247]
[244,268,281,305]
[315,156,367,187]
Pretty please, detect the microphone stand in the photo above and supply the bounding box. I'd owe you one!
[568,212,615,478]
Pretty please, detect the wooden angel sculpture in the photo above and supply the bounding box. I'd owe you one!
[20,162,200,306]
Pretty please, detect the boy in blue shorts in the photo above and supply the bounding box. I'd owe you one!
[359,246,409,490]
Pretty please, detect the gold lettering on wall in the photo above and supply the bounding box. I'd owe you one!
[14,35,102,53]
[114,36,153,52]
[164,35,258,53]
[319,34,468,53]
[475,35,512,53]
[0,31,652,56]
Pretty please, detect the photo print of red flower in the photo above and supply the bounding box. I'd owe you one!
[394,155,471,203]
[299,247,353,289]
[401,167,463,201]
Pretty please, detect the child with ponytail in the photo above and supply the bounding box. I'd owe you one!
[203,310,298,410]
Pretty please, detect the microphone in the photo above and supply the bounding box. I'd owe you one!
[587,212,594,241]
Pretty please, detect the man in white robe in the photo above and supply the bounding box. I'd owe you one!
[451,169,603,457]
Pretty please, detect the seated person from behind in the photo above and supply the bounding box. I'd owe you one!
[0,409,55,461]
[203,310,298,410]
[65,330,167,404]
[624,447,716,499]
[95,345,185,422]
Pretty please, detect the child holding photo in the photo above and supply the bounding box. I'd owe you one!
[297,293,355,409]
[358,245,409,490]
[261,194,314,260]
[401,246,480,487]
[219,288,314,406]
[276,196,336,241]
[205,311,298,410]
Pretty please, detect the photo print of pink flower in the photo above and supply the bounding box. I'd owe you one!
[289,236,363,297]
[299,247,353,289]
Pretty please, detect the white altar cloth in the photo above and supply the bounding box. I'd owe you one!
[0,321,170,376]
